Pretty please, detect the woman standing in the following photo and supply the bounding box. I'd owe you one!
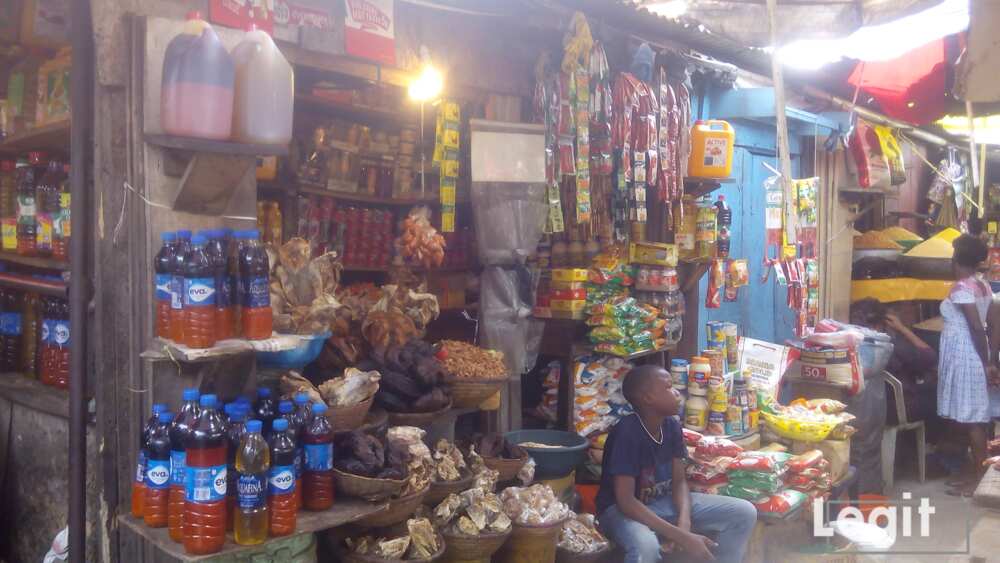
[938,234,999,495]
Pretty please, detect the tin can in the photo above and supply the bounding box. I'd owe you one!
[703,349,724,380]
[706,411,726,435]
[726,405,745,435]
[721,322,739,367]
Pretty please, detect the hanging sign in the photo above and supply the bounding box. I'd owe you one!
[210,0,274,33]
[274,1,334,30]
[344,0,395,66]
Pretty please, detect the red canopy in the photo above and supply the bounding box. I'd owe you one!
[847,38,947,125]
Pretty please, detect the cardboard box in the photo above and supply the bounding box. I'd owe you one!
[551,288,586,300]
[792,438,851,482]
[551,268,589,283]
[550,280,587,291]
[550,299,586,313]
[629,241,678,267]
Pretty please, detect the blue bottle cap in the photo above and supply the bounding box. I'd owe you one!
[158,411,175,424]
[294,392,309,404]
[671,359,688,367]
[191,234,207,246]
[199,394,218,408]
[161,231,176,242]
[182,388,200,401]
[229,408,246,422]
[311,403,327,415]
[245,420,263,433]
[176,229,192,239]
[279,400,293,414]
[272,418,289,432]
[223,403,235,415]
[221,227,233,238]
[257,387,271,398]
[235,395,251,405]
[152,402,168,414]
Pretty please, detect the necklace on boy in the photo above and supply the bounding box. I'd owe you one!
[638,417,663,444]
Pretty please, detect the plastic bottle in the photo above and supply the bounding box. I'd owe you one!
[133,402,168,519]
[292,392,313,509]
[35,159,65,256]
[231,23,294,144]
[16,152,45,257]
[52,163,70,262]
[278,400,302,509]
[183,394,228,555]
[302,403,334,511]
[20,292,38,378]
[143,410,175,528]
[715,195,731,259]
[224,403,246,532]
[0,160,16,251]
[234,419,269,545]
[182,234,217,349]
[0,289,22,372]
[229,230,244,338]
[37,297,55,386]
[168,388,201,542]
[684,387,709,432]
[695,200,717,261]
[50,299,70,389]
[154,232,177,339]
[239,229,272,340]
[203,230,232,341]
[161,12,235,140]
[170,230,192,343]
[268,418,297,536]
[254,387,276,438]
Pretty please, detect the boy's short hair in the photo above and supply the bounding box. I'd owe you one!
[622,365,663,406]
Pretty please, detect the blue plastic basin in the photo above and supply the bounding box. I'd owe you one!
[505,429,588,479]
[256,332,330,369]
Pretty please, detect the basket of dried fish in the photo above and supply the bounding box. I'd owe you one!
[496,484,572,563]
[317,367,381,433]
[387,398,452,428]
[433,488,513,561]
[327,395,375,433]
[472,434,530,483]
[334,468,406,502]
[555,513,612,563]
[357,486,430,528]
[343,518,444,563]
[424,470,473,506]
[444,377,505,409]
[442,528,511,562]
[482,454,528,483]
[334,430,411,501]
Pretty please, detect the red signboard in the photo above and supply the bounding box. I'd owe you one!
[344,0,395,66]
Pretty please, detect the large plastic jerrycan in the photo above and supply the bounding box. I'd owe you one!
[231,23,294,145]
[161,12,235,140]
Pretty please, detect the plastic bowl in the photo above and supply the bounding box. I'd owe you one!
[256,332,330,369]
[505,429,588,479]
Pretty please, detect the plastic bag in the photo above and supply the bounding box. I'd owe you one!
[754,490,808,515]
[720,484,770,502]
[695,436,743,458]
[729,452,792,473]
[728,470,784,493]
[787,450,823,473]
[683,428,704,447]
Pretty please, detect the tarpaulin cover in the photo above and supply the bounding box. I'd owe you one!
[847,38,948,125]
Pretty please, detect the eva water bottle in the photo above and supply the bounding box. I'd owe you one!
[182,234,217,349]
[234,419,269,545]
[239,229,272,340]
[168,388,200,542]
[50,298,70,389]
[154,232,177,338]
[183,394,227,555]
[277,400,301,509]
[133,402,167,518]
[143,410,174,528]
[268,418,297,536]
[204,230,232,341]
[170,230,192,343]
[291,393,312,510]
[302,403,334,511]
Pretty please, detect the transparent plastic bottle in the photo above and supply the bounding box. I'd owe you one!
[182,234,217,349]
[183,394,227,555]
[133,402,168,519]
[50,298,70,389]
[35,159,64,257]
[292,392,313,510]
[231,23,294,144]
[229,229,245,338]
[254,387,276,438]
[239,229,272,340]
[268,418,297,536]
[154,232,177,339]
[278,400,302,509]
[234,419,269,545]
[0,160,16,251]
[143,410,174,528]
[168,388,201,542]
[37,297,55,386]
[52,163,70,262]
[203,230,233,341]
[20,292,38,378]
[715,195,731,259]
[16,152,45,257]
[170,230,193,343]
[224,403,246,532]
[302,403,334,511]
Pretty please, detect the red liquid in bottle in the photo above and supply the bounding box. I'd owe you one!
[182,234,217,349]
[268,418,297,535]
[52,163,70,262]
[168,389,200,542]
[204,230,233,341]
[143,410,173,527]
[239,230,272,340]
[183,394,227,555]
[302,403,334,511]
[37,298,55,387]
[50,299,69,390]
[15,152,44,257]
[154,232,177,339]
[170,231,192,343]
[224,403,246,532]
[35,160,64,257]
[133,403,166,519]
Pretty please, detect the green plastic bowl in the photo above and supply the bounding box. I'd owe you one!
[505,429,588,479]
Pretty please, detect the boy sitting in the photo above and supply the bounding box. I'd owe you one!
[596,365,757,562]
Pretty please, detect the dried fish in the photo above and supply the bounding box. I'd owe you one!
[456,515,480,536]
[406,518,439,559]
[499,484,570,526]
[435,455,461,482]
[467,503,487,531]
[373,536,410,559]
[559,512,610,554]
[489,511,512,532]
[318,367,380,407]
[433,494,463,525]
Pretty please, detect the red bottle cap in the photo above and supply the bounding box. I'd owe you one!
[186,10,202,21]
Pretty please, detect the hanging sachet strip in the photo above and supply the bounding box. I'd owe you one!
[574,67,592,224]
[434,101,461,233]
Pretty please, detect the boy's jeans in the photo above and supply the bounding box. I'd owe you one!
[599,492,757,563]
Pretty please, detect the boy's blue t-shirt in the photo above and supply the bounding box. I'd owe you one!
[595,414,686,515]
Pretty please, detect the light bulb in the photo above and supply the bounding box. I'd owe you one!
[408,64,443,102]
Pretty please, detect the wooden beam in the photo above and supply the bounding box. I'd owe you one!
[767,0,797,245]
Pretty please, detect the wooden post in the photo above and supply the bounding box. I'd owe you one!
[767,0,796,245]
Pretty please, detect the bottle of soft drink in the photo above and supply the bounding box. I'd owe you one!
[20,292,38,378]
[170,230,192,343]
[277,400,302,508]
[302,403,334,511]
[291,393,313,509]
[204,230,233,341]
[50,298,70,389]
[52,163,70,262]
[37,297,54,386]
[168,388,200,542]
[35,159,64,256]
[183,394,228,555]
[254,387,276,438]
[16,152,45,257]
[224,403,246,532]
[182,234,217,349]
[715,195,732,258]
[132,402,168,518]
[228,229,244,338]
[0,289,22,372]
[143,410,174,528]
[235,418,269,545]
[239,229,272,340]
[0,160,17,251]
[154,232,177,339]
[268,418,297,536]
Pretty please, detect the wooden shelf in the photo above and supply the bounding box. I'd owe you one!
[0,272,67,297]
[0,120,71,154]
[684,177,734,199]
[145,134,289,157]
[294,184,439,206]
[296,93,418,126]
[0,251,69,270]
[119,499,387,562]
[0,372,68,418]
[342,265,471,274]
[141,335,301,364]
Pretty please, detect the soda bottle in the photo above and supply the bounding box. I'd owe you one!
[234,419,269,545]
[168,388,201,542]
[170,230,192,343]
[268,418,297,536]
[0,289,22,372]
[50,298,70,389]
[715,195,732,259]
[154,232,177,339]
[239,229,272,340]
[35,159,64,256]
[52,163,70,262]
[277,400,302,508]
[20,292,38,378]
[224,403,246,532]
[254,387,276,438]
[132,402,168,518]
[16,152,45,256]
[204,230,233,341]
[229,229,244,338]
[143,410,175,528]
[0,160,16,251]
[182,234,217,349]
[302,403,334,511]
[183,394,228,555]
[37,297,54,386]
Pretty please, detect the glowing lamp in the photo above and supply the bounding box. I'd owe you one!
[408,64,443,102]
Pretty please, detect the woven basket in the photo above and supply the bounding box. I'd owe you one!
[442,528,511,562]
[333,468,406,502]
[495,517,569,563]
[356,487,429,528]
[326,396,374,433]
[444,377,505,409]
[424,470,474,506]
[342,532,446,563]
[387,399,453,428]
[555,544,612,563]
[482,453,528,483]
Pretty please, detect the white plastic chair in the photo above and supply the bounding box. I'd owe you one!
[881,371,926,490]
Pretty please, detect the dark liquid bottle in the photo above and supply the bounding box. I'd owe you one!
[183,394,228,555]
[278,400,303,509]
[20,292,38,378]
[133,402,167,519]
[37,297,54,386]
[239,229,272,340]
[154,232,177,339]
[268,418,297,536]
[224,403,246,532]
[302,402,334,511]
[35,160,64,256]
[0,289,22,372]
[170,230,192,343]
[182,234,217,349]
[52,163,70,261]
[49,298,70,389]
[254,387,277,438]
[204,230,233,341]
[715,195,732,259]
[168,388,200,542]
[143,410,175,528]
[16,152,45,257]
